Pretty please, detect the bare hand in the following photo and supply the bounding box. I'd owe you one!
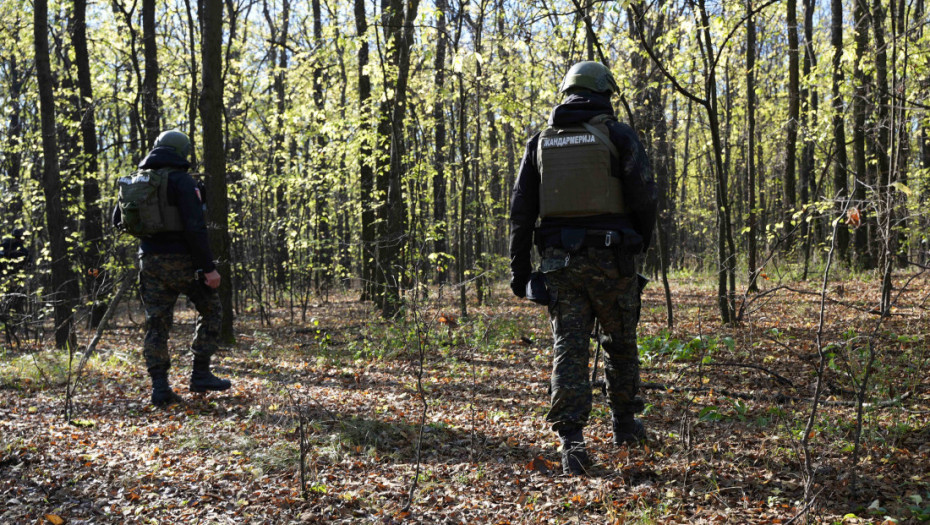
[204,270,221,289]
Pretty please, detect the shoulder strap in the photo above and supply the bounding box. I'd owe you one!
[156,168,172,206]
[581,116,619,159]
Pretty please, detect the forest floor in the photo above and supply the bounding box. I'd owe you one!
[2,271,930,524]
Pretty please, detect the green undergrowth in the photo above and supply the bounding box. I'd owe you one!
[0,348,133,391]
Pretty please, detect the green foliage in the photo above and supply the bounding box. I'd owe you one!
[639,332,733,363]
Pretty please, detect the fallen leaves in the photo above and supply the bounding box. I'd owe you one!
[2,281,929,523]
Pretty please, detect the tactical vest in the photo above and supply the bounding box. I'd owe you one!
[117,168,184,237]
[537,114,626,218]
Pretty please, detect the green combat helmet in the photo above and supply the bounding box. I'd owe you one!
[153,130,191,160]
[558,61,619,95]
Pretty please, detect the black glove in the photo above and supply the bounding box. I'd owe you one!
[510,273,529,298]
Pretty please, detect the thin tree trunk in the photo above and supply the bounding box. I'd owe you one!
[696,0,737,322]
[312,0,332,293]
[432,0,449,284]
[5,55,25,229]
[746,0,759,292]
[142,0,160,148]
[35,0,79,350]
[785,0,800,246]
[184,0,199,164]
[200,0,235,342]
[831,0,849,262]
[457,68,469,317]
[853,0,873,269]
[377,0,420,317]
[800,0,818,278]
[871,0,893,312]
[73,0,107,327]
[355,0,375,300]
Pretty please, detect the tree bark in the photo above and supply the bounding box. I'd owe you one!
[73,0,107,327]
[799,0,819,277]
[831,0,849,261]
[35,0,79,349]
[142,0,160,148]
[432,0,449,284]
[200,0,235,342]
[354,0,375,300]
[785,0,800,244]
[852,0,873,269]
[376,0,420,317]
[696,0,737,322]
[312,0,332,293]
[746,0,759,292]
[4,54,25,226]
[263,0,291,290]
[870,0,893,312]
[184,0,199,165]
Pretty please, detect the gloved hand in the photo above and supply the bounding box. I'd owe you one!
[510,273,529,298]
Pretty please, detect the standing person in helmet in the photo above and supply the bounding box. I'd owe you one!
[114,130,231,406]
[509,62,657,475]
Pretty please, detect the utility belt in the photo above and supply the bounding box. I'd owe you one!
[537,227,642,255]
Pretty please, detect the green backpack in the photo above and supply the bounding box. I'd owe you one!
[117,168,184,237]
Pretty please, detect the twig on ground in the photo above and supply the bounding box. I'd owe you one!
[64,272,134,421]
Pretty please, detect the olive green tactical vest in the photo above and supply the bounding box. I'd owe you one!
[537,114,626,218]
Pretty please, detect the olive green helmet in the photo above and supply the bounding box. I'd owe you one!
[153,130,191,160]
[558,61,619,95]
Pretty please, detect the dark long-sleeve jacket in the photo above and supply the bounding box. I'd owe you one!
[113,146,216,273]
[509,92,656,279]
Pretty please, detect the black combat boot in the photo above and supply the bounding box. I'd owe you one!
[150,370,183,406]
[612,413,646,446]
[190,357,231,393]
[558,427,593,476]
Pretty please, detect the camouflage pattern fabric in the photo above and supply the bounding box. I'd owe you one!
[139,253,222,373]
[541,246,643,432]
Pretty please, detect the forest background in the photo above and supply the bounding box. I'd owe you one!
[1,0,930,523]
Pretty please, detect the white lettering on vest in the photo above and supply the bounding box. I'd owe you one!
[541,133,597,149]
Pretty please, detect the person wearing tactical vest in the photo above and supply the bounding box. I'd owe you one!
[113,130,230,406]
[509,62,657,475]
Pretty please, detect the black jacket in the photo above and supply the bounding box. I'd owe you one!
[113,146,216,273]
[509,92,656,279]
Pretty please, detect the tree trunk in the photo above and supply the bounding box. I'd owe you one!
[312,0,332,293]
[785,0,800,245]
[376,0,420,317]
[853,0,873,269]
[4,54,24,227]
[870,0,893,312]
[432,0,449,284]
[263,0,291,291]
[184,0,199,165]
[200,0,235,342]
[800,0,818,278]
[831,0,849,262]
[746,0,759,292]
[142,0,160,148]
[73,0,107,327]
[456,67,469,317]
[35,0,79,349]
[354,0,375,300]
[695,0,736,322]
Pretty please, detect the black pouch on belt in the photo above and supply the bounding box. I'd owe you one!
[560,228,587,254]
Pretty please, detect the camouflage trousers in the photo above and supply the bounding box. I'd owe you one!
[541,246,643,432]
[139,253,222,374]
